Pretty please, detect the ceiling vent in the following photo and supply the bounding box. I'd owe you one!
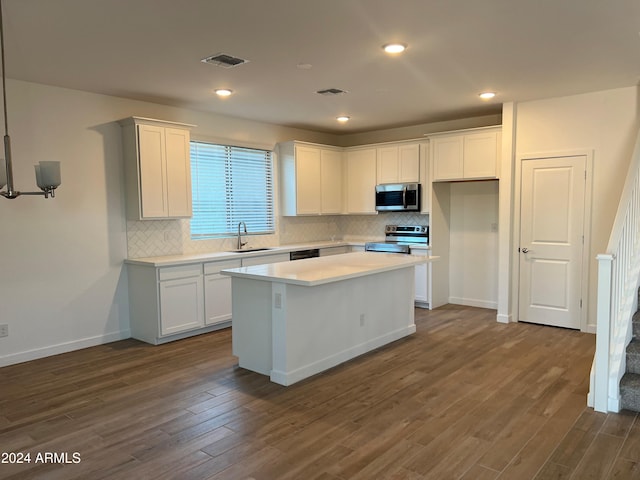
[201,53,249,68]
[316,88,348,96]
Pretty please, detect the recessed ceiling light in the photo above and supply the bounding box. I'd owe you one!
[382,43,407,54]
[479,91,496,100]
[336,116,350,123]
[215,89,233,97]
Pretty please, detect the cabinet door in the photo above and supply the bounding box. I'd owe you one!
[165,127,192,217]
[204,259,241,326]
[345,148,377,214]
[204,274,233,325]
[295,145,322,214]
[432,135,464,181]
[414,263,430,305]
[159,276,204,336]
[463,131,498,179]
[137,124,167,218]
[377,146,399,184]
[420,143,431,214]
[398,144,420,182]
[320,149,343,214]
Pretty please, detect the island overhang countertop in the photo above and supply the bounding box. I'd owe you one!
[220,251,438,287]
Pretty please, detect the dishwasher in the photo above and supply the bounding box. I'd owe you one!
[289,248,320,261]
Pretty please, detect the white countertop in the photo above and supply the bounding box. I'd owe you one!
[124,240,431,267]
[125,241,354,267]
[221,251,437,287]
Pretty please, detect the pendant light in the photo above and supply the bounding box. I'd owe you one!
[0,0,61,199]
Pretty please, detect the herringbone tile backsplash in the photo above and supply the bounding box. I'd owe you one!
[127,213,429,258]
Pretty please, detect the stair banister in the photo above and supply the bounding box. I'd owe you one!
[592,128,640,412]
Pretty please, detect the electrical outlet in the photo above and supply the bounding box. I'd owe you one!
[0,324,8,337]
[359,314,365,326]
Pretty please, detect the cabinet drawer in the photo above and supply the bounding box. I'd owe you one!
[204,259,242,275]
[158,264,202,281]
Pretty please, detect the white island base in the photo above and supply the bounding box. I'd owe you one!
[223,252,434,386]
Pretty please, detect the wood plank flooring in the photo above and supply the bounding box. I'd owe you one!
[0,305,638,479]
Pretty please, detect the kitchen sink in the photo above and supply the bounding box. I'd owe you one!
[226,247,274,253]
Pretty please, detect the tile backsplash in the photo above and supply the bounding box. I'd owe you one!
[126,212,429,258]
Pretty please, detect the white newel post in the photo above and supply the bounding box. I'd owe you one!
[594,254,614,412]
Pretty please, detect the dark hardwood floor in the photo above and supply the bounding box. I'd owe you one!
[0,305,638,479]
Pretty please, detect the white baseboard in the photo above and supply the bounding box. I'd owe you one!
[608,395,621,413]
[270,325,416,386]
[0,330,131,368]
[496,313,512,324]
[448,297,498,310]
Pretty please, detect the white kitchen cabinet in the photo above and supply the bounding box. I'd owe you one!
[159,265,204,336]
[420,142,431,214]
[345,147,377,214]
[377,143,420,184]
[120,117,195,220]
[127,250,295,345]
[431,127,501,181]
[320,149,343,213]
[279,141,343,216]
[411,249,432,308]
[127,263,206,345]
[204,259,241,326]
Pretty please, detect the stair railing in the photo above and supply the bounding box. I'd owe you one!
[592,128,640,412]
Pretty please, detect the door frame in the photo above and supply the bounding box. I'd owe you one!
[511,149,594,332]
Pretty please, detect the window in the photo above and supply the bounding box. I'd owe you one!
[190,141,274,239]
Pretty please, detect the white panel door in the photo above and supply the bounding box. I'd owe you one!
[519,156,586,329]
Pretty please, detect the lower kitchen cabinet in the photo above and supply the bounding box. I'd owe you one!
[412,249,432,308]
[127,252,292,344]
[158,265,204,335]
[204,259,241,326]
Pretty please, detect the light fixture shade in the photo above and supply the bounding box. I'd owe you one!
[39,161,61,188]
[0,158,6,189]
[34,164,45,189]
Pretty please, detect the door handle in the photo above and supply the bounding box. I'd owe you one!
[521,248,529,253]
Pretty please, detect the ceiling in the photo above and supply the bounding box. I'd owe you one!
[3,0,639,134]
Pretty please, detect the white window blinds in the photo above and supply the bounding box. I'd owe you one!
[190,141,274,239]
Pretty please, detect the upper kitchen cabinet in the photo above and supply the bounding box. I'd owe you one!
[279,141,343,216]
[430,126,501,182]
[120,117,195,220]
[345,147,377,214]
[376,143,420,184]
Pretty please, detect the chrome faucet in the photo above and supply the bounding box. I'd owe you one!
[237,221,248,250]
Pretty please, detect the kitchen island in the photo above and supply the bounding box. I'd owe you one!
[222,251,437,386]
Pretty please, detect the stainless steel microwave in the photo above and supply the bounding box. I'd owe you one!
[375,183,421,212]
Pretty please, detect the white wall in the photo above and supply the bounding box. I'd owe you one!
[512,86,640,331]
[449,181,499,308]
[0,79,338,366]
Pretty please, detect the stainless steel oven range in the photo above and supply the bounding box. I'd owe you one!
[364,225,428,254]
